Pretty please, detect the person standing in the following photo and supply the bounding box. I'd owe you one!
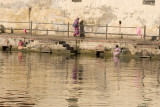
[73,18,79,37]
[113,45,121,57]
[136,27,143,38]
[80,20,85,37]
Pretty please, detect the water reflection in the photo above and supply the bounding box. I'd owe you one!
[157,70,160,87]
[18,52,23,61]
[66,57,84,107]
[72,57,84,82]
[113,56,119,67]
[0,51,160,106]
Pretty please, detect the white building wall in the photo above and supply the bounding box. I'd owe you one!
[0,0,159,36]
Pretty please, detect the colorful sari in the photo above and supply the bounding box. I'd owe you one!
[113,48,121,57]
[136,27,143,38]
[73,18,79,36]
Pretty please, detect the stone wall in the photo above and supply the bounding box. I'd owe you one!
[0,0,160,36]
[0,35,160,57]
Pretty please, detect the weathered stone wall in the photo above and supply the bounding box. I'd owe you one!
[0,0,160,36]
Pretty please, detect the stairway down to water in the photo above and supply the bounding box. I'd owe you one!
[58,41,78,55]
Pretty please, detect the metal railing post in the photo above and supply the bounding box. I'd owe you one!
[11,27,13,33]
[106,24,108,39]
[144,25,146,41]
[29,21,30,33]
[46,29,48,36]
[121,33,123,39]
[30,21,32,36]
[68,22,69,38]
[159,26,160,40]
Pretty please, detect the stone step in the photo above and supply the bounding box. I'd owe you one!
[58,41,77,54]
[136,41,160,45]
[41,46,52,53]
[59,41,66,44]
[135,44,159,49]
[63,43,69,47]
[66,47,74,50]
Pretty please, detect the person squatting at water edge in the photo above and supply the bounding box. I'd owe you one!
[18,40,24,50]
[73,18,80,37]
[113,45,121,57]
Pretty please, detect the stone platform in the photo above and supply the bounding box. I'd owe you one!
[0,33,160,58]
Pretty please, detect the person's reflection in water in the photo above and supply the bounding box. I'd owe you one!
[113,56,119,67]
[78,66,83,81]
[66,66,79,107]
[156,65,160,87]
[157,70,160,87]
[66,97,78,107]
[73,65,78,80]
[113,56,120,90]
[80,20,85,38]
[66,58,84,107]
[18,52,26,68]
[134,65,144,92]
[18,52,23,61]
[72,64,84,83]
[67,65,83,107]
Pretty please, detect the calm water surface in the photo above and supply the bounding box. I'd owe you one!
[0,51,160,107]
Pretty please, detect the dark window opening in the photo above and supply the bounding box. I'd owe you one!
[143,0,155,5]
[72,0,82,2]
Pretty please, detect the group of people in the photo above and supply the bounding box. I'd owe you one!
[73,18,122,56]
[73,18,85,37]
[18,40,29,50]
[73,18,143,39]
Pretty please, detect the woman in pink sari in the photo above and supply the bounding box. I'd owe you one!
[73,18,79,37]
[113,45,121,57]
[136,27,143,38]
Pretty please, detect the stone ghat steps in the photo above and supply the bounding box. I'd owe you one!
[41,46,52,53]
[135,44,160,49]
[136,41,160,45]
[24,39,78,54]
[58,41,78,55]
[135,41,160,49]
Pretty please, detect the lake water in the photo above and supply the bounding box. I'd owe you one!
[0,51,160,107]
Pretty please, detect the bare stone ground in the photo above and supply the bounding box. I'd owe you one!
[0,33,160,45]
